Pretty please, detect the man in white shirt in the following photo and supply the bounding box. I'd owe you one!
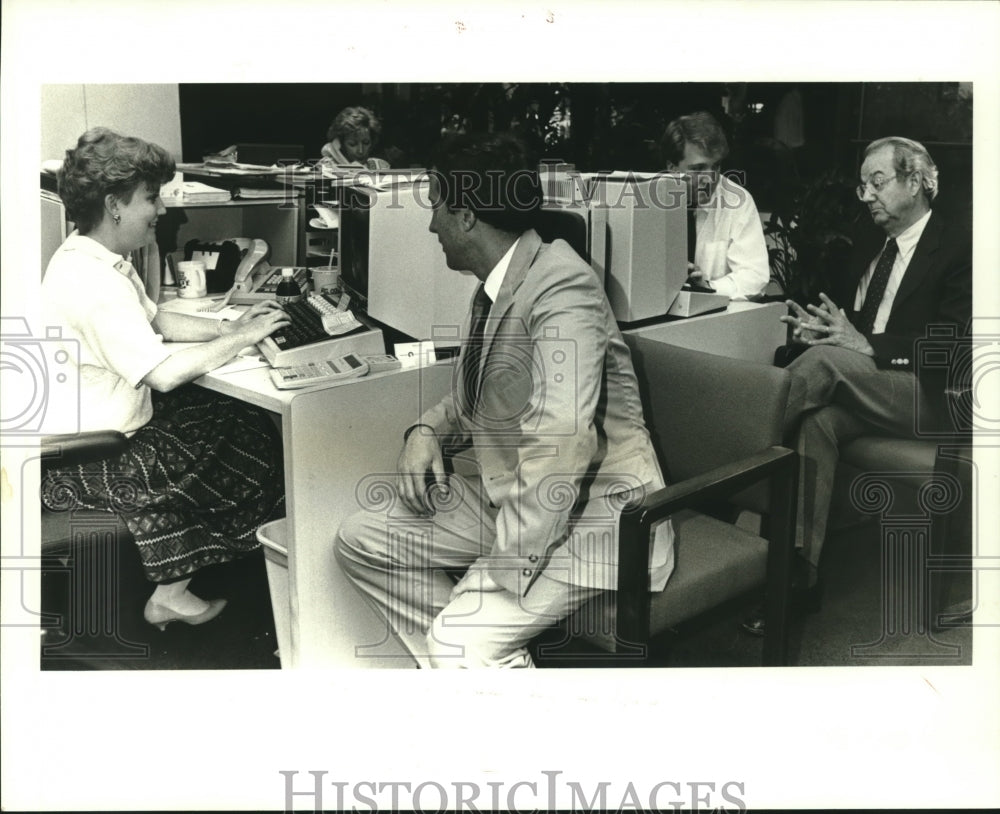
[662,111,770,300]
[742,136,971,633]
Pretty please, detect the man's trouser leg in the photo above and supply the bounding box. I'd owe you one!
[335,473,600,667]
[427,568,601,668]
[787,346,932,569]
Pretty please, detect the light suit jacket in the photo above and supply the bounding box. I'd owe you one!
[418,229,674,596]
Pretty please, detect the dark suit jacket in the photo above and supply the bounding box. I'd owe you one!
[832,210,971,419]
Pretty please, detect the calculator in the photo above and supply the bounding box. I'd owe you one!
[268,353,370,390]
[363,354,402,373]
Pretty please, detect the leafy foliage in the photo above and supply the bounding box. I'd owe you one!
[764,169,861,304]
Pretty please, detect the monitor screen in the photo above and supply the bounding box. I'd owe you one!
[338,188,370,309]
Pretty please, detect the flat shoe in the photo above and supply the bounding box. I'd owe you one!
[144,598,227,631]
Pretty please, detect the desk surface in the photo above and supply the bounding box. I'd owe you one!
[623,301,787,364]
[194,300,786,407]
[195,358,418,413]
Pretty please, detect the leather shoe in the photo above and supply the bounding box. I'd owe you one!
[144,598,227,631]
[739,582,823,638]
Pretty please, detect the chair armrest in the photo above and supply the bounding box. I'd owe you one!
[615,445,798,661]
[619,447,796,551]
[40,431,129,471]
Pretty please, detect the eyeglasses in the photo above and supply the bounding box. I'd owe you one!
[856,171,911,200]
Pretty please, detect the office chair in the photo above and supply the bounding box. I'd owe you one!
[777,335,974,643]
[833,421,973,652]
[40,430,150,659]
[541,338,799,667]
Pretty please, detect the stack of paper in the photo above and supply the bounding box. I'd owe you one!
[232,187,291,200]
[176,181,231,203]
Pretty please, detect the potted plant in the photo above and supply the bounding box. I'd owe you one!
[764,168,860,305]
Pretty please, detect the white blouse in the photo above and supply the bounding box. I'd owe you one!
[41,233,172,435]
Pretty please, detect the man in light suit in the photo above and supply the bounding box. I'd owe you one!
[336,132,673,667]
[742,136,972,634]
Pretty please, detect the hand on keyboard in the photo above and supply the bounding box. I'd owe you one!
[267,293,363,352]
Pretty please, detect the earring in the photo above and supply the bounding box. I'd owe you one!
[113,214,122,225]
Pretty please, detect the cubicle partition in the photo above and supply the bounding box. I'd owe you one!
[201,360,454,668]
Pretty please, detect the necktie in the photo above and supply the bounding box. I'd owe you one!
[857,238,898,335]
[687,207,698,265]
[461,283,492,410]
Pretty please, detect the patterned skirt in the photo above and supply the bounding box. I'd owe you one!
[42,386,285,583]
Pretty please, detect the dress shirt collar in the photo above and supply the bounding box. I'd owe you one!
[887,209,932,260]
[482,236,520,302]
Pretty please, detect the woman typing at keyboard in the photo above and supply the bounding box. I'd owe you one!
[41,128,291,632]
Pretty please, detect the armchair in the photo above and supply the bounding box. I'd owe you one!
[40,430,129,550]
[546,337,799,667]
[836,433,973,646]
[777,335,974,642]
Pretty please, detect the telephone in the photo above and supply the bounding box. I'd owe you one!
[228,238,309,305]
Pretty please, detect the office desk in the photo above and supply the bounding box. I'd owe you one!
[196,361,453,668]
[195,301,787,668]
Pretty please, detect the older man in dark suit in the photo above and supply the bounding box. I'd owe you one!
[743,136,972,634]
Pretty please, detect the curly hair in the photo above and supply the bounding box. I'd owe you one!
[326,106,381,143]
[57,128,175,234]
[661,111,730,166]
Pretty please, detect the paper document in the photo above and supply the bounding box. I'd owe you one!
[158,296,245,322]
[212,355,270,375]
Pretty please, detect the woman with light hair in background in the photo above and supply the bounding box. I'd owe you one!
[320,105,390,170]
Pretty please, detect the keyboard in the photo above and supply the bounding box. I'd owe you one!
[257,293,385,368]
[269,293,363,352]
[681,282,717,294]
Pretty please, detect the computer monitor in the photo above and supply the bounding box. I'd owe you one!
[338,178,478,345]
[585,172,689,324]
[536,203,591,264]
[338,172,664,344]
